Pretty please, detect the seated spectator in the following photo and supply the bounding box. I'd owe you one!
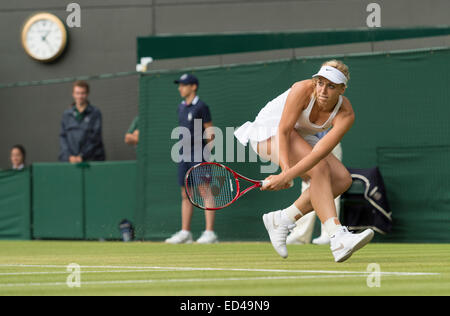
[10,145,26,170]
[59,80,106,163]
[124,116,139,146]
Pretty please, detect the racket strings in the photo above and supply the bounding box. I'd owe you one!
[186,164,237,209]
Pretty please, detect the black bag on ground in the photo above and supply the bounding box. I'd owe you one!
[341,167,392,234]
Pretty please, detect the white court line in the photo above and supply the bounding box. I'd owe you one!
[0,274,377,288]
[0,264,440,276]
[0,270,176,276]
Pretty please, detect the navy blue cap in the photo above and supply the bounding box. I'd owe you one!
[174,73,199,86]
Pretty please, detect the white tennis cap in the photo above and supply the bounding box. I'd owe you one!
[313,66,348,86]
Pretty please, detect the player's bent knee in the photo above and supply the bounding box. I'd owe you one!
[309,160,331,179]
[335,171,352,195]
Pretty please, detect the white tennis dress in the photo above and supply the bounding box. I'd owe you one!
[234,88,343,150]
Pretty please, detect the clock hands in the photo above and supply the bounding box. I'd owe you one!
[41,31,50,42]
[37,30,55,54]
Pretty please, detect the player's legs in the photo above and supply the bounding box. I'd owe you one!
[295,152,351,222]
[257,132,351,221]
[259,132,347,258]
[312,195,340,245]
[294,148,372,261]
[258,132,373,261]
[314,143,343,244]
[286,180,316,245]
[288,162,344,245]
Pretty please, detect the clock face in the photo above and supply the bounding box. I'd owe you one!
[22,13,67,62]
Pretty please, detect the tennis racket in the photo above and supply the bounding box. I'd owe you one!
[184,162,293,210]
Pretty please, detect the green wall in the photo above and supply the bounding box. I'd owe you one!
[0,169,31,240]
[33,161,137,240]
[32,164,84,239]
[137,27,450,61]
[0,162,137,240]
[84,161,137,240]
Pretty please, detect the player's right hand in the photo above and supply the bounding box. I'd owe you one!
[261,173,293,191]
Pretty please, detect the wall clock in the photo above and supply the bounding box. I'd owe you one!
[21,12,68,63]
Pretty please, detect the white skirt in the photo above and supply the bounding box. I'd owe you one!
[234,88,321,150]
[234,89,291,146]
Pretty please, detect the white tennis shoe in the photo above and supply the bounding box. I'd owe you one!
[330,227,374,262]
[196,231,219,244]
[263,210,296,258]
[165,230,193,244]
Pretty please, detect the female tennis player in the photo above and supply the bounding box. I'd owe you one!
[235,60,374,262]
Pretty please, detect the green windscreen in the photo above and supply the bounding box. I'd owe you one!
[138,48,450,242]
[0,169,31,240]
[377,146,450,243]
[32,164,84,239]
[32,162,137,240]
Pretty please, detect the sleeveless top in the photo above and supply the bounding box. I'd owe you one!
[295,94,343,137]
[234,88,343,145]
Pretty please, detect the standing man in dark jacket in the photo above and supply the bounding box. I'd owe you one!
[59,81,106,163]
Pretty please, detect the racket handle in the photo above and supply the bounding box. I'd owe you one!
[261,180,270,188]
[261,180,294,188]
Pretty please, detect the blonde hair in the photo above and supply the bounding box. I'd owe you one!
[312,59,350,87]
